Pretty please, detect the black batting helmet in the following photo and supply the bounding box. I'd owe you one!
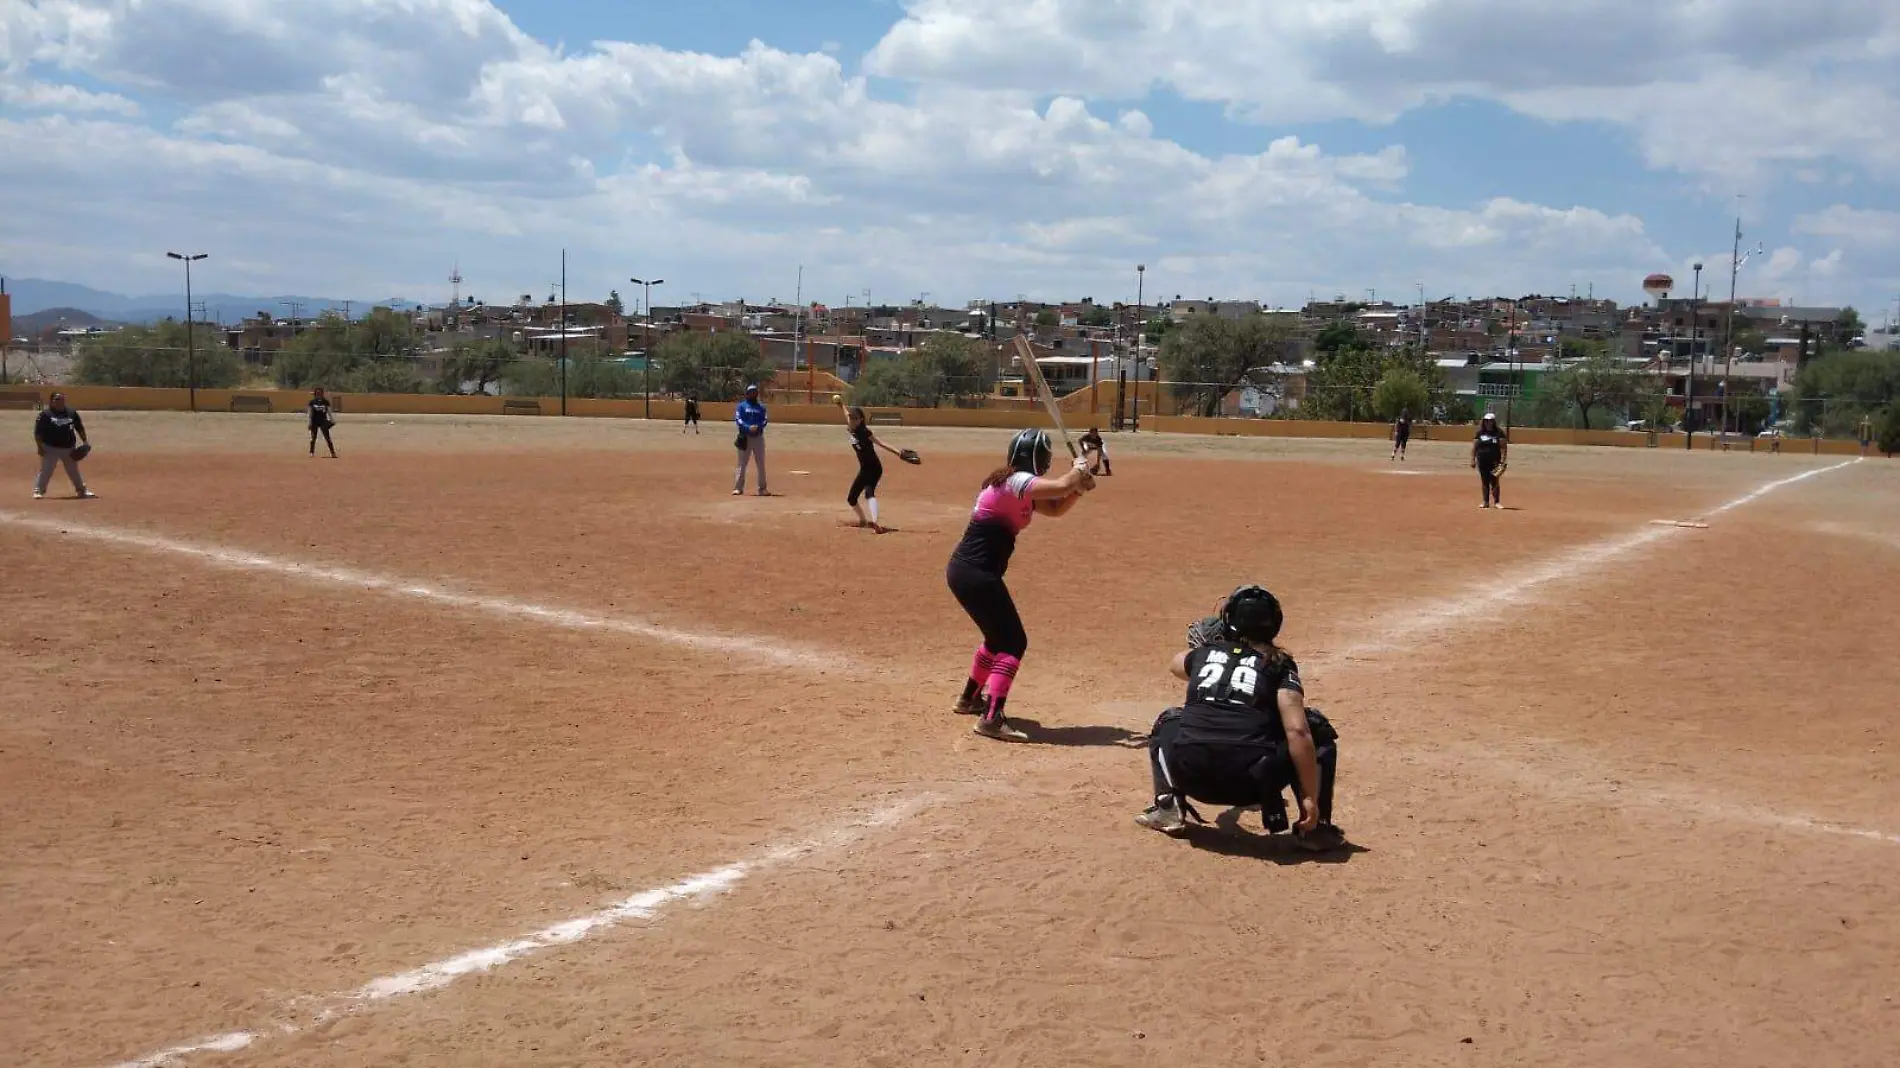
[1220,584,1284,645]
[1006,428,1054,476]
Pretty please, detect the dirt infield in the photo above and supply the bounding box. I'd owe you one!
[3,411,1896,1067]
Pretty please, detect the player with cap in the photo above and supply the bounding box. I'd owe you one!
[733,384,769,495]
[1472,411,1509,508]
[32,392,96,500]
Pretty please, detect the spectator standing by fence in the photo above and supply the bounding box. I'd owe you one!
[33,392,96,500]
[733,384,769,495]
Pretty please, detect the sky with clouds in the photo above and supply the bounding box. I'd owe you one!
[2,0,1896,320]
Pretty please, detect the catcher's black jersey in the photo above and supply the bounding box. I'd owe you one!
[1175,643,1303,748]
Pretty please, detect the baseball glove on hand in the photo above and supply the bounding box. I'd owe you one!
[1186,616,1229,649]
[1492,461,1508,477]
[72,443,93,461]
[899,448,922,465]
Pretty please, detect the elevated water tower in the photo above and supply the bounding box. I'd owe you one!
[1642,273,1674,308]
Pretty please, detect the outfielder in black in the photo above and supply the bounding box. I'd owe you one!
[1391,409,1412,461]
[1078,426,1111,475]
[1137,585,1345,851]
[308,388,337,458]
[1472,412,1508,508]
[683,395,700,433]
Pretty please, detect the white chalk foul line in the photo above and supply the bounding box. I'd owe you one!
[0,511,827,672]
[1323,458,1863,665]
[107,792,946,1068]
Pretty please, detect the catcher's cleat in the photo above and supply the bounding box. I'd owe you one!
[1135,796,1190,837]
[973,714,1028,742]
[1292,823,1347,853]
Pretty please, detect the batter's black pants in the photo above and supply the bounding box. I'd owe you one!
[310,424,336,455]
[848,462,883,506]
[1147,708,1336,825]
[945,558,1027,659]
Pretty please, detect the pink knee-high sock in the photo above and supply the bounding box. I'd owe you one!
[983,654,1022,716]
[960,647,995,702]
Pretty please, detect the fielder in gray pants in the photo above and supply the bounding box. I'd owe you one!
[33,394,94,499]
[734,433,767,495]
[732,385,769,495]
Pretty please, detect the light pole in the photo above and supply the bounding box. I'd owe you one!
[557,249,568,416]
[1685,262,1702,448]
[166,252,207,411]
[1721,213,1763,439]
[1131,264,1145,431]
[630,276,664,419]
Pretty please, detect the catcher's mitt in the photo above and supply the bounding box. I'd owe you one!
[1491,461,1508,477]
[1186,615,1230,649]
[72,442,93,461]
[899,448,922,465]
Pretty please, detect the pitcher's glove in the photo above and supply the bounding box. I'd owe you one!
[72,442,93,461]
[899,448,921,465]
[1186,616,1230,649]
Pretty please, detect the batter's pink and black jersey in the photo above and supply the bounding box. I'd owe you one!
[948,472,1036,576]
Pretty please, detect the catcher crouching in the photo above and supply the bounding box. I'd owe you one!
[1137,585,1346,851]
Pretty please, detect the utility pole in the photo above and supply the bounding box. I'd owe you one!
[1132,264,1146,432]
[631,275,664,419]
[1721,203,1763,439]
[166,251,208,412]
[1686,262,1702,448]
[559,249,568,416]
[792,266,803,375]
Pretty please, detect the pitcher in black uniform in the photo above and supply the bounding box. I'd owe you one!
[307,387,338,458]
[1136,585,1345,851]
[1390,409,1412,461]
[1472,411,1508,508]
[844,405,904,532]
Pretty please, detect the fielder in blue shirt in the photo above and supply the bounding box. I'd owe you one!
[733,384,770,495]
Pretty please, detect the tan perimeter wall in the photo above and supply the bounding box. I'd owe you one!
[0,385,1883,458]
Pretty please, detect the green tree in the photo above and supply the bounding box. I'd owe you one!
[1837,306,1866,346]
[1156,312,1298,417]
[1078,304,1113,328]
[1313,321,1364,357]
[1144,314,1174,344]
[1034,309,1058,329]
[1638,393,1680,433]
[1786,349,1900,436]
[1877,404,1900,457]
[75,320,244,388]
[435,338,516,395]
[846,334,991,408]
[274,308,421,392]
[1301,343,1383,421]
[606,290,625,316]
[654,331,775,401]
[1544,345,1642,429]
[1728,394,1773,435]
[1371,368,1431,421]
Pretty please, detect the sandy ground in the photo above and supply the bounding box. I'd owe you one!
[2,410,1896,1068]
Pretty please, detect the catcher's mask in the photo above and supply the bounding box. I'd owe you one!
[1221,584,1284,645]
[1006,428,1054,476]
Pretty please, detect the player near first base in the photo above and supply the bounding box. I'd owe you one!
[945,429,1096,742]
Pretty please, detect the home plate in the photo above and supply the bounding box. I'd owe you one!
[1650,519,1710,529]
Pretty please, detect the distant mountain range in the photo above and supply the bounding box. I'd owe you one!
[0,275,413,325]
